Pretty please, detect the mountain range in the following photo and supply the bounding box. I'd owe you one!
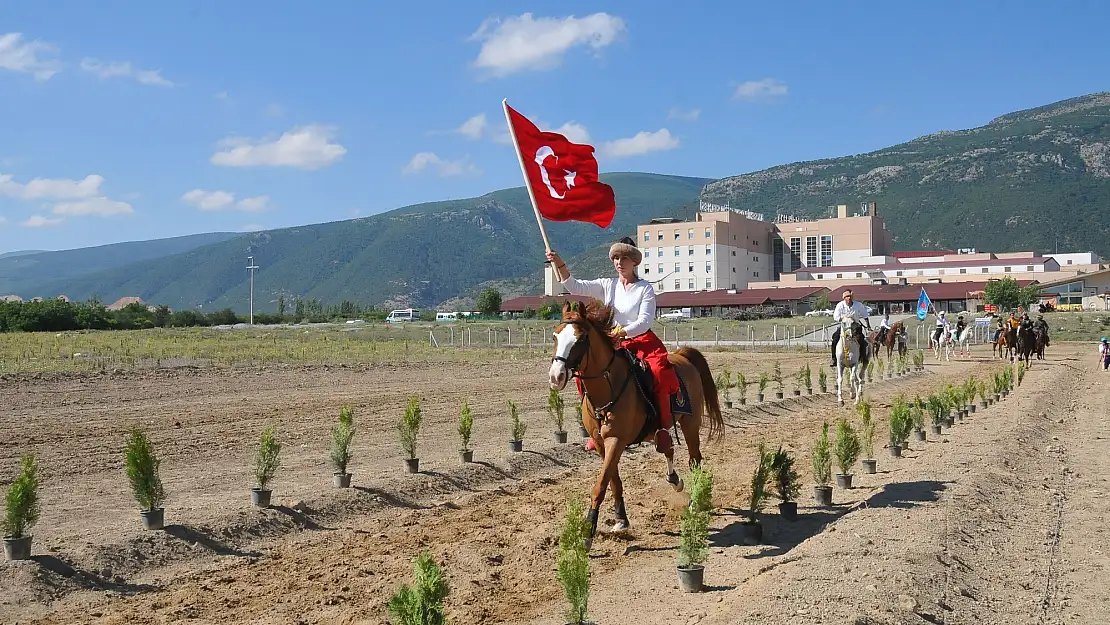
[4,92,1110,313]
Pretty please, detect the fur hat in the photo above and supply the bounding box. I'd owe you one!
[609,236,642,265]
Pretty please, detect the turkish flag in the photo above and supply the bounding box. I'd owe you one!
[505,103,616,229]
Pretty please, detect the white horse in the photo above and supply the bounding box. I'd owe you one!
[955,325,974,357]
[835,318,866,406]
[933,326,954,361]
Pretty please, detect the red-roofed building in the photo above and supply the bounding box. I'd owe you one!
[827,280,1038,314]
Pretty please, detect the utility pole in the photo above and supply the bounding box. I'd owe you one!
[246,256,259,325]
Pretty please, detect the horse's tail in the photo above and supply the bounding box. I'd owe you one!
[673,346,724,443]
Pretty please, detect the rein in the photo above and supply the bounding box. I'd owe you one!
[554,319,633,422]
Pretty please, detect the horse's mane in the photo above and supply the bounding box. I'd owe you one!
[565,299,616,335]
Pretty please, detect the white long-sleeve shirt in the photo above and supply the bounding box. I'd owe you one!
[559,276,656,337]
[833,300,870,323]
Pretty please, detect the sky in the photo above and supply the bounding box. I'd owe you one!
[1,1,1108,253]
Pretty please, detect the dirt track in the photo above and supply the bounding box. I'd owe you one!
[0,346,1106,624]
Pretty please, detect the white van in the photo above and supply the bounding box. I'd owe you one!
[435,312,458,322]
[385,309,418,323]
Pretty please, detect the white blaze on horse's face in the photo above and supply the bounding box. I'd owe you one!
[549,323,579,390]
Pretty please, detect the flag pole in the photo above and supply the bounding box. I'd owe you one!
[502,99,553,254]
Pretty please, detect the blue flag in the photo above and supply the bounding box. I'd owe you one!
[916,288,931,320]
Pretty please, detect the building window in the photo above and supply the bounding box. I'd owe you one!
[806,236,818,267]
[1026,265,1034,271]
[688,279,695,289]
[674,280,681,290]
[688,229,694,239]
[644,266,650,274]
[856,273,862,278]
[753,256,758,262]
[675,248,680,257]
[982,268,988,273]
[939,270,946,275]
[675,263,681,273]
[658,263,663,274]
[706,262,712,273]
[1004,266,1011,272]
[674,231,681,240]
[705,278,712,289]
[658,232,663,241]
[705,245,712,255]
[1068,259,1073,265]
[657,249,663,257]
[896,271,903,277]
[772,238,784,280]
[688,263,694,272]
[817,274,823,279]
[643,232,650,242]
[732,267,736,272]
[732,250,736,256]
[836,273,843,278]
[705,228,712,238]
[959,268,967,274]
[657,283,664,292]
[820,235,832,267]
[753,272,759,277]
[789,237,802,271]
[688,246,694,256]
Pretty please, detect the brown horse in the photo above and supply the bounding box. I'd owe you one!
[869,321,907,360]
[994,326,1017,361]
[548,300,723,549]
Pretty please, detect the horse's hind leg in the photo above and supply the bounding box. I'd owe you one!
[679,413,703,470]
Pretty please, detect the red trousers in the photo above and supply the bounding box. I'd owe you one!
[624,330,679,430]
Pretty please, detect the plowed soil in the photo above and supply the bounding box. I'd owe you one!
[1,346,1106,625]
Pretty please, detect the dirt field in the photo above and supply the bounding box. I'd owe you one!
[1,343,1106,624]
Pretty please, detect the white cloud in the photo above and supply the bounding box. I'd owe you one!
[456,113,488,139]
[80,58,174,87]
[210,124,347,170]
[0,32,60,81]
[0,174,104,200]
[52,197,133,217]
[181,189,269,212]
[468,13,625,77]
[553,121,591,144]
[402,152,481,177]
[733,78,788,101]
[667,107,701,122]
[601,129,680,159]
[22,215,63,227]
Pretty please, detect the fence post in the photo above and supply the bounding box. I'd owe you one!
[714,326,719,346]
[488,327,492,346]
[429,331,439,348]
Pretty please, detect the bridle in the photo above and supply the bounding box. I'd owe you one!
[552,318,632,421]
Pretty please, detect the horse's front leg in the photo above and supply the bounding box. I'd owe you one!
[836,364,844,405]
[611,465,629,531]
[586,436,626,550]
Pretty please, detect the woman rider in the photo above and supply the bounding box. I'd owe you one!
[546,237,680,455]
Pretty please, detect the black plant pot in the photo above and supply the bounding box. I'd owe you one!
[509,440,523,453]
[3,535,32,561]
[553,431,568,444]
[333,472,352,488]
[676,565,704,593]
[814,485,833,506]
[862,459,877,474]
[889,445,902,458]
[968,404,977,414]
[739,398,747,405]
[914,429,926,442]
[251,488,272,508]
[835,474,854,489]
[757,393,765,402]
[778,501,798,521]
[460,449,474,463]
[793,390,801,397]
[140,507,164,530]
[945,417,955,428]
[404,458,420,474]
[579,425,590,438]
[775,392,784,400]
[931,424,942,435]
[737,520,763,545]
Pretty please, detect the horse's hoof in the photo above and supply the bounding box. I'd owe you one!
[667,471,684,492]
[583,537,593,551]
[611,520,630,532]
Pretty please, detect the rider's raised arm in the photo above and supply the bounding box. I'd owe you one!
[559,275,608,302]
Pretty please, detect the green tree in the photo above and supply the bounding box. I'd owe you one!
[813,292,831,311]
[276,295,286,318]
[476,288,502,316]
[984,277,1040,310]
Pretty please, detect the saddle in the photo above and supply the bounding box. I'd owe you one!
[576,348,692,446]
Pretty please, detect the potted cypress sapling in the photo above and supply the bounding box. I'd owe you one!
[125,426,167,528]
[757,372,769,402]
[386,551,450,625]
[818,367,828,394]
[739,444,771,544]
[399,397,422,473]
[330,405,355,488]
[772,361,784,400]
[965,377,978,414]
[549,388,568,444]
[508,400,527,452]
[888,401,910,458]
[812,423,833,506]
[737,372,748,405]
[858,400,877,474]
[252,426,281,506]
[677,463,713,592]
[978,379,989,408]
[716,372,732,409]
[911,395,927,441]
[834,417,861,489]
[458,401,474,463]
[3,454,41,561]
[557,496,594,621]
[927,394,945,436]
[792,368,803,396]
[803,364,813,395]
[770,446,801,520]
[886,356,894,380]
[875,356,884,380]
[866,359,875,383]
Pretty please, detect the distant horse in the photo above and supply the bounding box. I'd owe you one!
[548,300,724,550]
[955,325,975,358]
[869,321,907,361]
[994,326,1017,361]
[932,326,954,361]
[1016,324,1035,368]
[1033,327,1047,360]
[835,318,866,406]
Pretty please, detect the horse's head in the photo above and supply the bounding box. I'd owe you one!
[842,317,862,337]
[549,299,614,390]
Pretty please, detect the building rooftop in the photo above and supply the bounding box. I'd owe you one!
[891,250,955,259]
[802,256,1056,275]
[827,280,1038,303]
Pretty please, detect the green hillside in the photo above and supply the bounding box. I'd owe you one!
[39,173,709,312]
[1,232,240,298]
[701,92,1110,257]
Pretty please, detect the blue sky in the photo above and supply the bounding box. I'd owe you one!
[1,1,1107,253]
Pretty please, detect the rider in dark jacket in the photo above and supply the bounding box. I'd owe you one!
[1033,314,1050,346]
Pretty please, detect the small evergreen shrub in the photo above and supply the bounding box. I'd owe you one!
[458,401,474,452]
[812,423,832,486]
[2,454,41,539]
[125,426,166,511]
[557,496,591,625]
[509,400,527,441]
[254,426,282,491]
[399,397,423,460]
[548,388,566,432]
[386,551,450,625]
[330,405,355,475]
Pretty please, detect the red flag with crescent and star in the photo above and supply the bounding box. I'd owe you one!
[504,103,616,229]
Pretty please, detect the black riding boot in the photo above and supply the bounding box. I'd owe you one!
[830,329,840,367]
